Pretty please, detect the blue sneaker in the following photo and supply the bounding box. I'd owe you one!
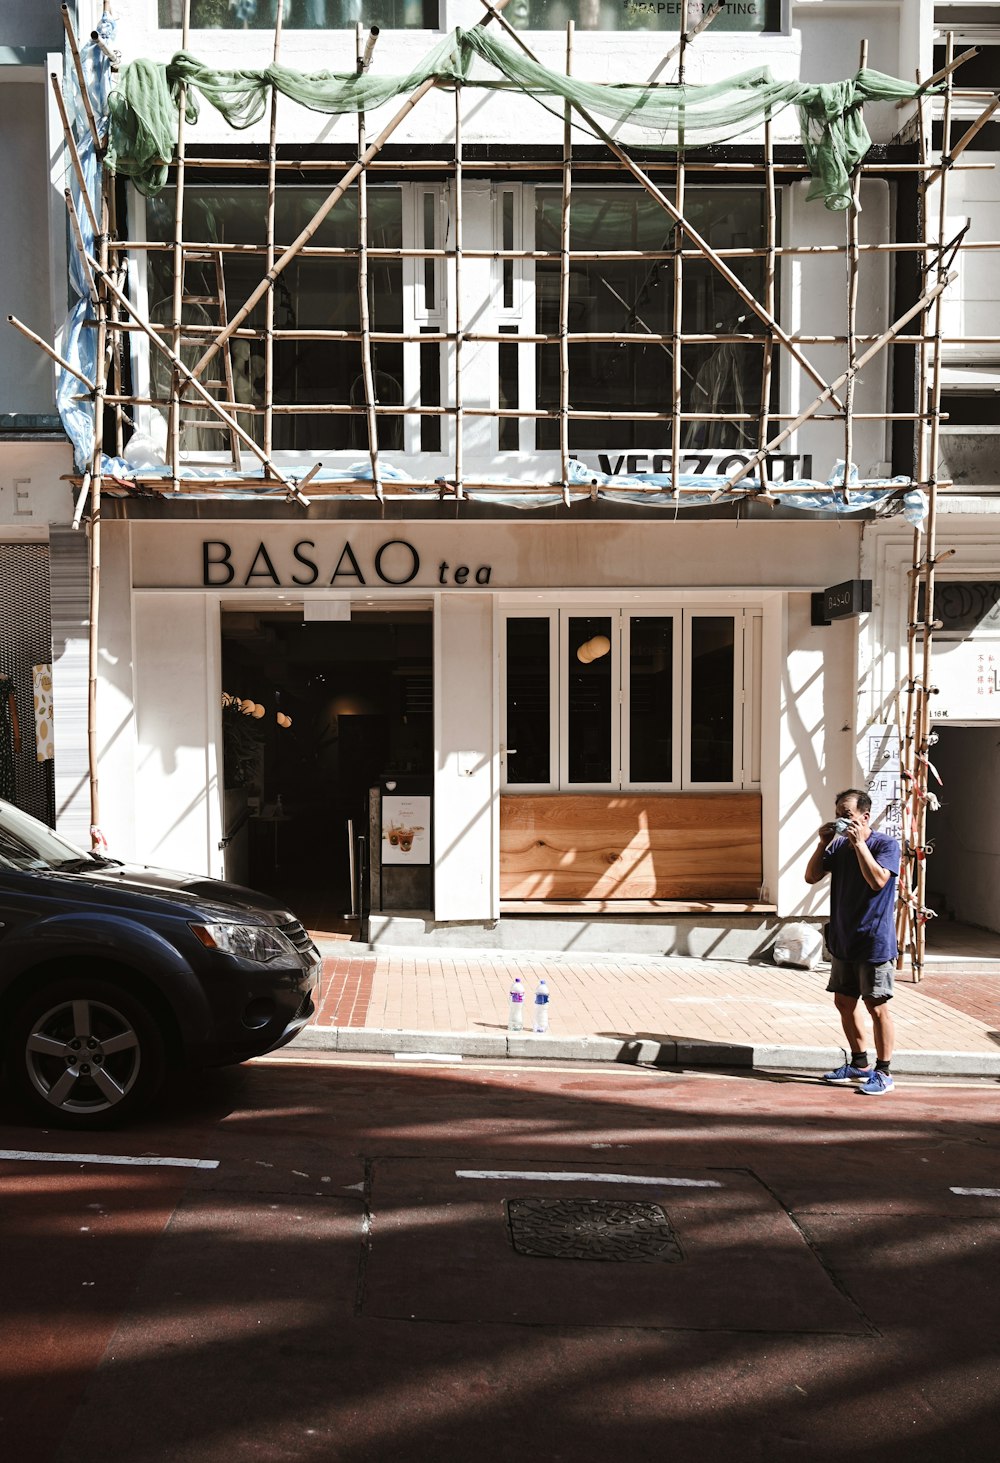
[822,1060,872,1084]
[859,1069,895,1096]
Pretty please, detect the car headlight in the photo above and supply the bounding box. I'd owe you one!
[190,922,297,963]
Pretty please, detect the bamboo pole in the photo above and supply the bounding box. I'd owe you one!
[922,92,1000,189]
[169,156,998,176]
[89,254,312,504]
[452,81,465,500]
[169,0,191,490]
[264,0,285,466]
[190,1,513,385]
[912,33,959,981]
[842,39,868,502]
[662,0,723,65]
[355,22,383,501]
[61,5,102,154]
[558,21,573,502]
[87,139,113,850]
[8,314,96,390]
[124,238,1000,263]
[49,72,100,240]
[757,109,776,493]
[670,1,688,498]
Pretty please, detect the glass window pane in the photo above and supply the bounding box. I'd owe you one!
[567,616,613,784]
[145,186,403,452]
[506,619,552,784]
[629,616,673,782]
[534,187,771,451]
[507,1,781,33]
[159,1,439,30]
[690,616,735,782]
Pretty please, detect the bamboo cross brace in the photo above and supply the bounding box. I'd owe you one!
[924,92,1000,189]
[189,0,513,385]
[476,0,845,411]
[7,314,96,391]
[88,254,313,504]
[713,270,957,496]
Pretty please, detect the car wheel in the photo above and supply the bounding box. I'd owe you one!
[9,979,166,1129]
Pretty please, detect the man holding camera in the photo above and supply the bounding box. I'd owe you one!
[805,788,900,1095]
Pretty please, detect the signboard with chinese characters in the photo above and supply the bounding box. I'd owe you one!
[865,724,902,842]
[931,642,1000,722]
[382,795,431,865]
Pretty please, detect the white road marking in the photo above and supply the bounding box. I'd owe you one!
[456,1169,722,1188]
[394,1052,463,1062]
[0,1149,219,1169]
[950,1186,1000,1197]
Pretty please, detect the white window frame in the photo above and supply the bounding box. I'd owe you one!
[501,603,762,793]
[500,608,559,792]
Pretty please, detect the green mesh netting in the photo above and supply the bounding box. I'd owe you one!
[106,26,931,209]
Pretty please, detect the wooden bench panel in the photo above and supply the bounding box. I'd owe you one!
[499,793,762,902]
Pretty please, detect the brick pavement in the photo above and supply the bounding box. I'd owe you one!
[309,945,1000,1071]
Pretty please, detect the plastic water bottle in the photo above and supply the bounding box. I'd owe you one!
[533,978,549,1034]
[508,975,525,1032]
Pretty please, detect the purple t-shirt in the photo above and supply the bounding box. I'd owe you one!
[822,829,900,964]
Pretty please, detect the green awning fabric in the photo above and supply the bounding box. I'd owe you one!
[106,27,932,209]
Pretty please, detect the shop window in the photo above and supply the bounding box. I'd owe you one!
[158,1,439,31]
[503,606,759,791]
[507,0,783,35]
[533,186,774,451]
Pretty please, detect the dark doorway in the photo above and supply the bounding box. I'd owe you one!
[219,603,432,934]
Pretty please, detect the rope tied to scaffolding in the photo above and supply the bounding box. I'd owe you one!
[106,27,939,211]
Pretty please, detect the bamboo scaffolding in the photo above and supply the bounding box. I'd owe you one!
[188,0,513,387]
[89,255,311,504]
[477,0,848,415]
[715,271,957,496]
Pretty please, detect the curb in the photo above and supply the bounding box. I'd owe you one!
[295,1024,1000,1078]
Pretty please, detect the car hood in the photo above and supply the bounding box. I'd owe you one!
[58,862,298,924]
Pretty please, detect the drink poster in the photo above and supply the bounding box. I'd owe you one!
[382,795,431,865]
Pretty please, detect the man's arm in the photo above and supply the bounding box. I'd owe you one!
[847,825,892,891]
[805,825,835,885]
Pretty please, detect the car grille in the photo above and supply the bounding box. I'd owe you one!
[280,918,319,960]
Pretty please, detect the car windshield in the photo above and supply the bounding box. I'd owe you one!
[0,800,100,873]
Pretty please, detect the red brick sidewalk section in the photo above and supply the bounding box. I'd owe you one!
[914,971,1000,1027]
[315,954,377,1027]
[309,946,1000,1057]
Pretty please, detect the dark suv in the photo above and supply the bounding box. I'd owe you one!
[0,799,320,1128]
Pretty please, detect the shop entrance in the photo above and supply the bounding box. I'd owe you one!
[925,723,1000,950]
[219,602,433,934]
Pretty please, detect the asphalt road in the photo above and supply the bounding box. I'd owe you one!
[1,1054,999,1463]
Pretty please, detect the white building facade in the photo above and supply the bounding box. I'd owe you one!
[5,0,999,952]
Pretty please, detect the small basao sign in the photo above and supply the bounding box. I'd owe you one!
[811,579,873,626]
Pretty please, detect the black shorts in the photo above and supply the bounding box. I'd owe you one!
[826,958,895,1003]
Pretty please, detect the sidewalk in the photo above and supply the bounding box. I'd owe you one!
[299,944,1000,1077]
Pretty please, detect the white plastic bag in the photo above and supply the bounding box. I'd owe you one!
[773,922,824,970]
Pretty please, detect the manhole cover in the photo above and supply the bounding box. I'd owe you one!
[506,1197,683,1263]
